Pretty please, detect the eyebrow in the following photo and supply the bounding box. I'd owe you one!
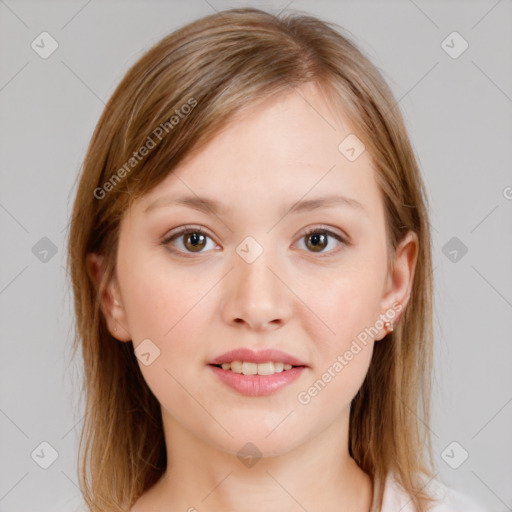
[144,193,367,217]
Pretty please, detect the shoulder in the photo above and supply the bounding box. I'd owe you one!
[379,471,488,512]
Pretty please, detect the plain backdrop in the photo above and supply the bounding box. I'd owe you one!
[1,1,511,511]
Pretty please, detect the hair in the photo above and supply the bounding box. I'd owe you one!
[66,7,437,512]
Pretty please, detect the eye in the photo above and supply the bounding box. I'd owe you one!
[161,224,347,257]
[296,226,346,255]
[162,225,218,254]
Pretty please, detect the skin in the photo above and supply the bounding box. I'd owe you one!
[88,82,418,512]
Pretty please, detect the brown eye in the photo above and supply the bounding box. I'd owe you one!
[183,232,207,252]
[162,227,216,254]
[298,227,346,255]
[305,232,328,252]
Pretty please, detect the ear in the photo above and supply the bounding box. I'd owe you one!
[85,252,132,342]
[374,230,419,341]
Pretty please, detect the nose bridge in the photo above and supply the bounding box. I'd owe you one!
[236,236,281,301]
[222,235,290,329]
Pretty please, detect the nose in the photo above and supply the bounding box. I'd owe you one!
[220,247,292,332]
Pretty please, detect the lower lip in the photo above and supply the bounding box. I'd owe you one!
[208,365,306,396]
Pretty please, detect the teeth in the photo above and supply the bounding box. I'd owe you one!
[230,361,243,373]
[218,361,295,375]
[242,362,258,375]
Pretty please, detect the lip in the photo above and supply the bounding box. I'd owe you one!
[208,348,308,367]
[208,365,307,396]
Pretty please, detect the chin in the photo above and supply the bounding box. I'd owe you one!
[201,424,306,459]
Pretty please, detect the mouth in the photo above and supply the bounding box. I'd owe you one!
[209,361,304,376]
[208,362,308,397]
[208,347,308,368]
[207,348,309,396]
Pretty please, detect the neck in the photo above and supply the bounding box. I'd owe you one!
[136,408,373,512]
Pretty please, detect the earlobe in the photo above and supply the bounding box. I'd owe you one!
[85,252,132,342]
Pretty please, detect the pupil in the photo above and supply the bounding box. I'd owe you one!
[308,233,326,252]
[186,233,205,251]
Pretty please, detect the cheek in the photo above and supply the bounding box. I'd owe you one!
[297,259,384,398]
[120,250,212,343]
[305,265,384,345]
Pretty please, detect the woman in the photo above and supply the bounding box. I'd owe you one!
[66,7,486,512]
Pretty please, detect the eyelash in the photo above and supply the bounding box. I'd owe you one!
[161,225,347,257]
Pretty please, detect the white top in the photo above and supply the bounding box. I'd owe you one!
[377,471,488,512]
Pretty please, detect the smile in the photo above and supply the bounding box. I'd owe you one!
[214,361,295,375]
[208,363,306,396]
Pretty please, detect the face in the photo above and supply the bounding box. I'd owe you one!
[89,82,417,457]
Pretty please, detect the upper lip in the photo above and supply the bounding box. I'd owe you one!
[208,348,308,367]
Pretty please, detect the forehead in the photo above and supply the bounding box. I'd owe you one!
[137,83,381,219]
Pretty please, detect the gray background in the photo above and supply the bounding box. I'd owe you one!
[1,0,511,511]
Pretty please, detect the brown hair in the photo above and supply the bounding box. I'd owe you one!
[66,7,436,511]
